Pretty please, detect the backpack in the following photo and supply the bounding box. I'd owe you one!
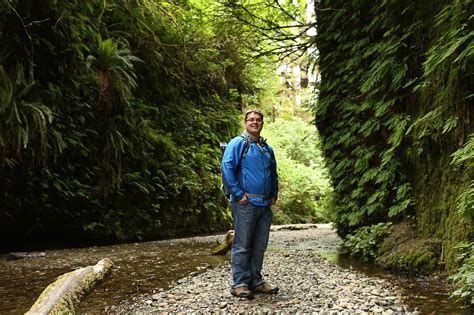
[220,135,250,199]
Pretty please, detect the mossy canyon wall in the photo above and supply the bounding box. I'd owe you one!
[314,0,473,271]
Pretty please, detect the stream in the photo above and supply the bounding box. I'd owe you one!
[0,228,471,314]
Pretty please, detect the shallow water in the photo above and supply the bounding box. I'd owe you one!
[0,231,471,313]
[0,236,227,313]
[318,251,472,314]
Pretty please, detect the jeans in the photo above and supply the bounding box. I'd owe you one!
[230,201,273,289]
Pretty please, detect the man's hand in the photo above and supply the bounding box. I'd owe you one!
[270,196,276,206]
[239,193,249,205]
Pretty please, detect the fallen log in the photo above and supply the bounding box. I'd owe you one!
[5,251,46,261]
[270,223,319,231]
[211,230,234,255]
[26,258,113,314]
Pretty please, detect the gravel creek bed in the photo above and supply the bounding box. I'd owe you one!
[115,225,415,314]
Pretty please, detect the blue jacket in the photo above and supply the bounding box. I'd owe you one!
[221,132,278,207]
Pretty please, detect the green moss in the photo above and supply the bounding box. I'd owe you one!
[28,259,113,314]
[376,222,441,274]
[28,273,69,312]
[49,269,99,314]
[412,153,473,272]
[377,245,438,274]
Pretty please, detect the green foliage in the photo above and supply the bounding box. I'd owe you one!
[451,134,474,221]
[343,222,393,262]
[86,37,142,109]
[262,116,332,224]
[313,0,473,280]
[452,133,474,168]
[217,0,314,58]
[456,183,474,220]
[240,61,281,113]
[423,0,473,76]
[314,0,473,304]
[0,64,56,167]
[449,242,474,304]
[0,0,266,247]
[312,0,417,235]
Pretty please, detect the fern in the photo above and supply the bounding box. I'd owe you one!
[442,116,459,134]
[451,133,474,167]
[388,198,412,217]
[449,242,474,304]
[455,182,474,220]
[0,66,55,164]
[343,223,393,262]
[386,114,410,146]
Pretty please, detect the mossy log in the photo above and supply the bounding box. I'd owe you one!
[26,258,113,314]
[211,230,234,255]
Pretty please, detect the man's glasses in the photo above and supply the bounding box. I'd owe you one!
[246,118,263,123]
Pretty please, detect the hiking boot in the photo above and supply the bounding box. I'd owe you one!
[250,282,279,295]
[230,286,254,299]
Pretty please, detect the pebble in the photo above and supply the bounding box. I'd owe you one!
[116,225,414,313]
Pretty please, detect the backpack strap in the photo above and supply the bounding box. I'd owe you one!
[236,135,250,171]
[240,135,250,157]
[238,131,270,160]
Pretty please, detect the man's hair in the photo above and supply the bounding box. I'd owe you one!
[244,109,264,120]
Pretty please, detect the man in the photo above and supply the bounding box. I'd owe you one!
[221,109,279,299]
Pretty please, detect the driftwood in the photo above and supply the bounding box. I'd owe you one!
[5,252,46,261]
[270,223,319,231]
[26,258,113,314]
[211,230,234,255]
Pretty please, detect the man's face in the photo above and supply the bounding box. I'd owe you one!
[245,112,264,136]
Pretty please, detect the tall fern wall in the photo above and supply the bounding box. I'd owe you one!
[314,0,473,270]
[0,0,246,250]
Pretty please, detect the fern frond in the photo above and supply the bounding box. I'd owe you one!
[451,133,474,166]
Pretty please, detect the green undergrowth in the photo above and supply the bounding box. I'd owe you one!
[449,242,474,304]
[344,222,441,274]
[343,222,392,262]
[262,115,333,224]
